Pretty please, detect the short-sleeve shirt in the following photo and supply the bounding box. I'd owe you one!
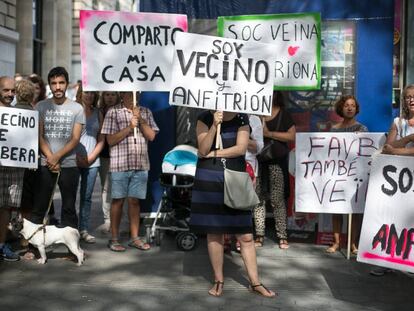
[101,103,159,172]
[330,122,368,133]
[36,98,85,168]
[76,108,101,168]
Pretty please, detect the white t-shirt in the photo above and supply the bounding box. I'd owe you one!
[393,117,414,148]
[245,115,264,176]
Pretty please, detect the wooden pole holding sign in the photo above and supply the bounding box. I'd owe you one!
[215,110,223,150]
[346,213,352,260]
[133,91,138,142]
[215,123,222,149]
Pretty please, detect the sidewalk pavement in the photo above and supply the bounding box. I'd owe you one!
[1,182,414,311]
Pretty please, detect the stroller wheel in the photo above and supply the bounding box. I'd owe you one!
[155,229,162,246]
[176,232,197,251]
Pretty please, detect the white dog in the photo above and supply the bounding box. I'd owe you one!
[10,217,84,266]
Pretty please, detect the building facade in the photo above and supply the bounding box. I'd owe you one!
[0,0,18,76]
[0,0,135,82]
[1,0,413,101]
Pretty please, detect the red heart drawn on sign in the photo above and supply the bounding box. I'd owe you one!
[288,46,300,56]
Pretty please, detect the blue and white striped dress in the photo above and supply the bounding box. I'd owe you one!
[190,111,253,234]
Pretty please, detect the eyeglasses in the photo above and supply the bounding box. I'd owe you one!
[405,95,414,101]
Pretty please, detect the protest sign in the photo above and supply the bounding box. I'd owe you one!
[295,132,385,214]
[0,107,39,169]
[80,10,187,91]
[218,13,321,90]
[358,154,414,273]
[169,32,275,116]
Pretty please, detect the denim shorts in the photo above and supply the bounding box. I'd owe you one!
[111,170,148,199]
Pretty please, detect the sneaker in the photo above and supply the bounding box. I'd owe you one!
[80,231,96,244]
[370,267,393,276]
[0,244,20,261]
[96,222,110,234]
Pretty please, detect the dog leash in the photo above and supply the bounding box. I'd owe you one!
[26,171,61,243]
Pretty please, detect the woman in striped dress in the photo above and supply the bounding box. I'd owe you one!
[190,110,275,298]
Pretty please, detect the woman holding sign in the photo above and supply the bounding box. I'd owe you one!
[369,84,414,276]
[254,91,295,250]
[190,110,275,298]
[382,85,414,156]
[326,95,368,254]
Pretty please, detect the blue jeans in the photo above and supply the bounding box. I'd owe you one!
[79,167,99,232]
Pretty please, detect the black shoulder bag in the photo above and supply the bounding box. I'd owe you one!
[256,110,289,163]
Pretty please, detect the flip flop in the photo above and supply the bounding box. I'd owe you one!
[128,237,151,251]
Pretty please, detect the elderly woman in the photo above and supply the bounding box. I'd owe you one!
[190,110,275,298]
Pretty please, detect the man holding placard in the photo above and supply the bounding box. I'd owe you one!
[102,91,159,252]
[0,76,21,261]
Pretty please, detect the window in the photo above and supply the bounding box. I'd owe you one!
[32,0,44,75]
[287,21,356,132]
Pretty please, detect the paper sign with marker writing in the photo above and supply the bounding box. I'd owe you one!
[0,107,39,169]
[169,32,275,116]
[295,132,386,214]
[218,13,321,90]
[80,10,187,91]
[357,154,414,273]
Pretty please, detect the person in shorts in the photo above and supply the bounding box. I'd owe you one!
[101,91,159,252]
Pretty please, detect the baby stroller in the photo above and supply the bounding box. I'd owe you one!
[148,145,198,251]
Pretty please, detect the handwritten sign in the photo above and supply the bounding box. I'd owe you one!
[358,154,414,273]
[169,32,275,116]
[218,13,321,90]
[295,133,386,213]
[79,10,187,91]
[0,107,39,169]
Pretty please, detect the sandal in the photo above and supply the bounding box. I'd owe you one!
[249,283,276,298]
[254,236,264,248]
[351,244,358,255]
[325,243,340,253]
[108,239,126,252]
[22,250,36,260]
[279,239,289,250]
[128,237,151,251]
[208,281,224,297]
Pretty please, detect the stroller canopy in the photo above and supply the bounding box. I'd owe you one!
[162,145,198,177]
